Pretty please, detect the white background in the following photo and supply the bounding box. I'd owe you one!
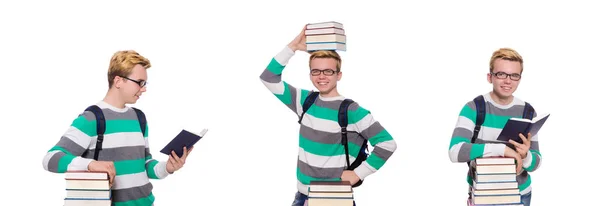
[1,0,598,205]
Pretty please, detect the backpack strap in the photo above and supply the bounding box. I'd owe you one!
[523,102,535,120]
[298,91,319,124]
[132,107,147,136]
[85,105,106,161]
[471,95,486,144]
[338,99,368,187]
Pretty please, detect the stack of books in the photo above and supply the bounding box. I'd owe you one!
[307,181,354,206]
[469,157,523,205]
[64,171,111,206]
[305,21,346,51]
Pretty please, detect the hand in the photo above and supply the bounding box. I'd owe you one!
[88,161,116,187]
[340,170,360,185]
[509,133,531,159]
[287,25,307,52]
[166,146,193,174]
[504,146,523,174]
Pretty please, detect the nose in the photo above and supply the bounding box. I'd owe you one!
[140,86,147,92]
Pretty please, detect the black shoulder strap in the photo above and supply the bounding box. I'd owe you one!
[523,102,535,120]
[298,91,319,124]
[132,107,147,136]
[85,105,105,161]
[471,95,486,144]
[338,99,354,169]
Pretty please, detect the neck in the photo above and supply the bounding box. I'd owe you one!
[489,91,513,105]
[103,88,126,109]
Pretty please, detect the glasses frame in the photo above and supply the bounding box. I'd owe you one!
[490,71,521,81]
[310,69,339,76]
[120,76,147,87]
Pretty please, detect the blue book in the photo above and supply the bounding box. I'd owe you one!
[497,113,549,145]
[160,129,207,157]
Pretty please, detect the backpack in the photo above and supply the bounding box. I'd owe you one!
[298,91,369,187]
[83,105,147,161]
[467,95,535,166]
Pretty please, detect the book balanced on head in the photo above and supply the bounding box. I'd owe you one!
[305,21,346,52]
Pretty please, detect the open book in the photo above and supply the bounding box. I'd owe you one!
[497,113,549,144]
[160,129,207,157]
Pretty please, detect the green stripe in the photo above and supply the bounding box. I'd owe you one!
[366,153,386,170]
[531,149,542,158]
[114,158,146,175]
[267,58,285,75]
[469,144,485,160]
[459,104,476,122]
[449,136,470,149]
[299,89,310,106]
[58,154,77,173]
[48,146,74,156]
[299,134,361,157]
[105,120,143,135]
[518,175,531,191]
[297,167,341,185]
[274,82,292,105]
[113,193,155,206]
[306,104,338,122]
[367,129,393,145]
[146,160,159,179]
[348,106,370,125]
[482,113,513,129]
[71,115,96,137]
[525,150,539,171]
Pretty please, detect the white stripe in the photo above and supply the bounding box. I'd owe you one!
[483,143,506,157]
[456,116,475,132]
[520,185,532,195]
[448,142,464,162]
[274,46,295,66]
[300,113,342,133]
[298,147,355,168]
[42,150,61,171]
[297,180,309,195]
[153,161,169,179]
[347,113,375,133]
[64,126,93,149]
[260,79,285,95]
[88,132,145,149]
[353,161,376,180]
[67,157,93,171]
[295,89,303,117]
[112,172,150,190]
[374,140,396,152]
[478,126,502,141]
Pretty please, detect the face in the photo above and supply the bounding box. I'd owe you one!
[309,58,342,95]
[114,64,148,104]
[487,59,522,99]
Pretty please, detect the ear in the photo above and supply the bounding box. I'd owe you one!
[487,73,492,84]
[113,76,123,89]
[337,71,343,81]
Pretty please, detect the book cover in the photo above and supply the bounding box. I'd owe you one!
[497,113,550,144]
[160,129,207,157]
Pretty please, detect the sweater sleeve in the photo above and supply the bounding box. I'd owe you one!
[42,111,95,173]
[142,121,170,179]
[259,45,312,117]
[348,103,397,180]
[448,102,507,163]
[522,111,542,172]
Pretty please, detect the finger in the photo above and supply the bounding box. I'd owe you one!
[171,150,181,160]
[508,139,520,147]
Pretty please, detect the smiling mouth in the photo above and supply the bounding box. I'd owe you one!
[501,86,511,91]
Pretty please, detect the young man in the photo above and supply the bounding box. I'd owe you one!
[260,26,397,206]
[42,50,192,206]
[448,48,542,206]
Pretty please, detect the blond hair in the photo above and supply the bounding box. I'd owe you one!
[309,50,342,71]
[489,48,523,73]
[107,50,151,88]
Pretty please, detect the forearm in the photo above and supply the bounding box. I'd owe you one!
[145,157,169,179]
[42,126,94,173]
[523,139,541,172]
[448,139,507,163]
[354,129,396,180]
[259,45,308,115]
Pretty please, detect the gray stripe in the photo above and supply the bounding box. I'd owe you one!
[453,127,473,139]
[530,154,541,171]
[298,159,344,179]
[100,109,139,121]
[313,98,344,111]
[111,182,153,202]
[466,101,476,111]
[359,121,384,140]
[530,141,539,151]
[82,146,146,162]
[289,85,298,114]
[48,152,66,172]
[56,136,88,156]
[486,102,527,118]
[371,146,393,161]
[516,171,528,184]
[457,142,473,162]
[300,125,365,147]
[260,67,281,84]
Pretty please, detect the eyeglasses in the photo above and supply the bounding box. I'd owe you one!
[120,76,147,87]
[491,72,521,81]
[310,69,338,76]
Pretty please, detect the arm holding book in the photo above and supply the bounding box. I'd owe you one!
[448,102,522,172]
[509,112,542,173]
[259,26,312,117]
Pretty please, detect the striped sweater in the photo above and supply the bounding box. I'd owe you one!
[448,93,542,195]
[260,46,397,195]
[42,101,169,206]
